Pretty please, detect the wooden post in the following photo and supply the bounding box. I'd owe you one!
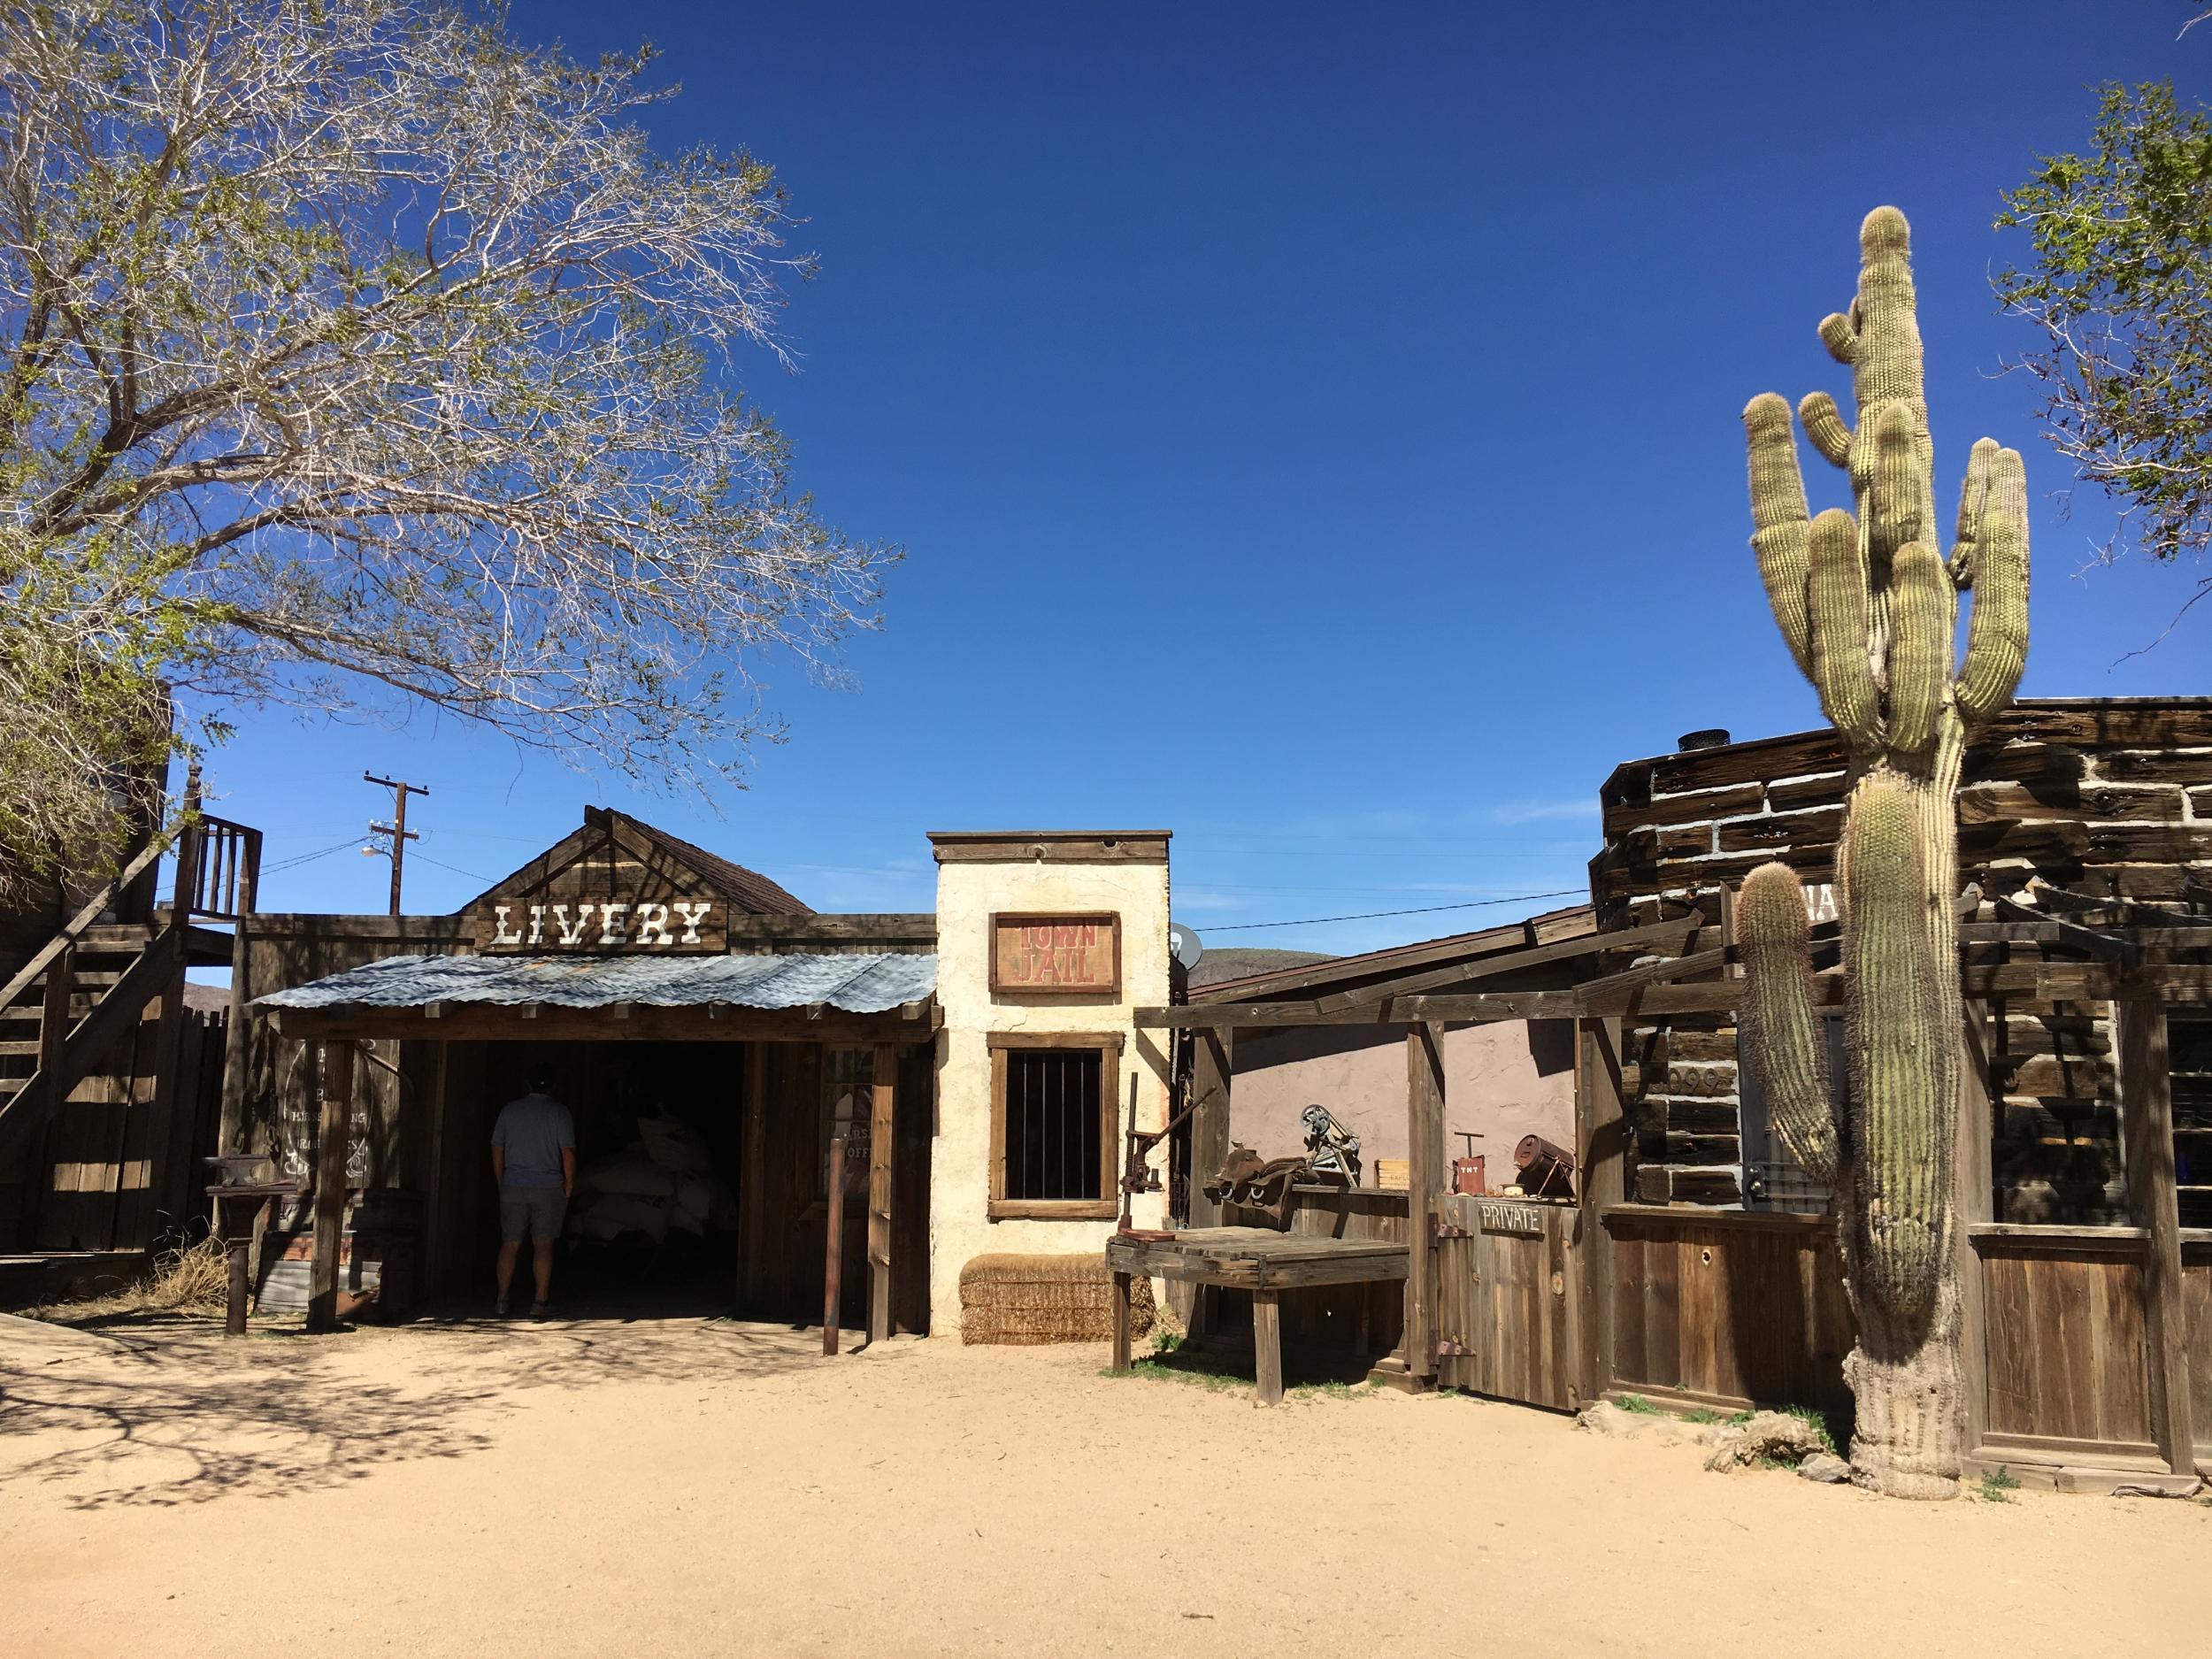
[867,1041,895,1346]
[739,1041,768,1307]
[822,1132,847,1356]
[1577,1017,1626,1404]
[1955,1000,1995,1456]
[1253,1287,1284,1406]
[1110,1270,1133,1373]
[2115,991,2195,1476]
[1189,1027,1232,1225]
[305,1041,354,1334]
[1404,1021,1446,1383]
[218,833,259,1158]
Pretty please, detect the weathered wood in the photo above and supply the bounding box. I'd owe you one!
[36,946,73,1077]
[1405,1022,1445,1382]
[1958,1001,1994,1455]
[2115,993,2196,1474]
[305,1041,354,1334]
[1110,1270,1133,1373]
[1307,917,1698,1013]
[1188,1026,1231,1226]
[0,926,183,1167]
[265,1002,934,1044]
[1578,1018,1627,1407]
[1253,1288,1284,1406]
[867,1041,895,1346]
[823,1133,848,1356]
[1396,992,1583,1023]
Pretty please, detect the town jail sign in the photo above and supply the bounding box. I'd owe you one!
[989,911,1121,997]
[472,895,726,954]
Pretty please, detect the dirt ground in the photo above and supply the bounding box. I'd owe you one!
[2,1310,2204,1659]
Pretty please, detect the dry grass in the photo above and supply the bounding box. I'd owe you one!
[27,1235,228,1323]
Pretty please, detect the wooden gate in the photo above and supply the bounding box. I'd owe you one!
[1431,1193,1585,1410]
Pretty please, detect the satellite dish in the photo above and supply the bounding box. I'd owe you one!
[1169,922,1203,972]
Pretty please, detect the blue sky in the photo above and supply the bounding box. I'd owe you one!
[201,2,2209,958]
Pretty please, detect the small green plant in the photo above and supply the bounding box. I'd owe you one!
[1978,1465,2020,1503]
[1149,1327,1182,1357]
[1685,1408,1724,1425]
[1614,1394,1661,1415]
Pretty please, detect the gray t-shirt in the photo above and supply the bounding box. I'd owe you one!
[492,1092,574,1189]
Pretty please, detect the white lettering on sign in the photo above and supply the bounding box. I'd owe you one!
[475,898,724,953]
[1803,882,1839,925]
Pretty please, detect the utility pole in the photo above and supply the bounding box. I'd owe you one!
[365,772,428,917]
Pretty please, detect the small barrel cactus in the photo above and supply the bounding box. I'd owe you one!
[1737,207,2029,1500]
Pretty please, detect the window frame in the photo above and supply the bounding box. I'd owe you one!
[987,1031,1124,1220]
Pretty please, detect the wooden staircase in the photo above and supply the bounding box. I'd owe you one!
[0,787,261,1237]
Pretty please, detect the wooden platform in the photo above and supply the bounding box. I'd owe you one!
[1105,1227,1409,1404]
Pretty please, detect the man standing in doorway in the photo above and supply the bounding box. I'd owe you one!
[490,1072,575,1318]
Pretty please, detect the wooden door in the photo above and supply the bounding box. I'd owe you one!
[1432,1193,1584,1410]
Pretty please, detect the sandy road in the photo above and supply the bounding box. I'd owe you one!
[1,1311,2203,1658]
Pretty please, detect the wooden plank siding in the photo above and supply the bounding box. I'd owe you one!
[1431,1194,1583,1410]
[2185,1239,2212,1459]
[1976,1237,2154,1453]
[1601,1206,1854,1415]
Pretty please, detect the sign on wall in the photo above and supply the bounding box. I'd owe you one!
[472,896,726,954]
[990,912,1121,997]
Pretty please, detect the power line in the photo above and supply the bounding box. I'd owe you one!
[1202,888,1586,933]
[260,839,364,874]
[408,850,495,884]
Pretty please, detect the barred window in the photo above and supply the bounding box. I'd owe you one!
[988,1034,1121,1220]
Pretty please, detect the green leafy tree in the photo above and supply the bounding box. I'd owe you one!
[0,0,891,902]
[1994,80,2212,631]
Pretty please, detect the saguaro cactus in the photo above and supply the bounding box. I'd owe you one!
[1738,207,2029,1501]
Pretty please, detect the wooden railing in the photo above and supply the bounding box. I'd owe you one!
[180,815,262,923]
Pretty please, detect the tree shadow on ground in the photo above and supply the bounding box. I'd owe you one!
[0,1310,844,1511]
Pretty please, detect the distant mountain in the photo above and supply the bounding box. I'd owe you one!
[1187,947,1333,989]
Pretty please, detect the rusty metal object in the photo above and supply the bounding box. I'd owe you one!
[1301,1104,1362,1185]
[1513,1134,1578,1199]
[1453,1130,1488,1197]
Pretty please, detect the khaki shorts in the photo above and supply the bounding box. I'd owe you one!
[499,1185,567,1243]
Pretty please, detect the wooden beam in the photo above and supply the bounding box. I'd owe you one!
[1308,917,1700,1012]
[265,1002,933,1045]
[306,1041,354,1334]
[1396,992,1582,1023]
[1188,1027,1232,1226]
[1577,1017,1627,1409]
[1991,893,2138,966]
[1253,1288,1284,1406]
[867,1041,895,1347]
[1404,1022,1446,1384]
[2114,993,2195,1476]
[1956,1002,1994,1457]
[823,1133,848,1356]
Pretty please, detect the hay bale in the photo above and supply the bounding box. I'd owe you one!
[958,1253,1154,1346]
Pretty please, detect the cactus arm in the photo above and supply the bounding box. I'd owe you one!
[1745,393,1816,679]
[1738,862,1839,1185]
[1955,446,2030,724]
[1840,777,1948,1322]
[1947,437,1999,591]
[1798,390,1853,469]
[1886,543,1947,755]
[1849,208,1926,420]
[1807,508,1881,750]
[1866,401,1925,568]
[1818,311,1857,364]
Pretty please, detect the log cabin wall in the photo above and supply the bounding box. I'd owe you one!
[1589,697,2212,1215]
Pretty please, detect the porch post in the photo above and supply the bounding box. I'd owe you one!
[2115,990,2195,1476]
[1576,1015,1627,1406]
[1955,1000,1995,1456]
[867,1041,895,1346]
[1189,1027,1232,1226]
[1404,1021,1445,1384]
[306,1039,354,1333]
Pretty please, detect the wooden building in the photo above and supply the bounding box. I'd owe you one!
[0,769,253,1304]
[236,810,1173,1334]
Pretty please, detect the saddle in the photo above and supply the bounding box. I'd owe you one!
[1201,1143,1347,1225]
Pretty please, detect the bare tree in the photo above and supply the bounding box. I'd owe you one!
[0,0,891,896]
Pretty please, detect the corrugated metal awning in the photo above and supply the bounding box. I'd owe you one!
[256,952,936,1016]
